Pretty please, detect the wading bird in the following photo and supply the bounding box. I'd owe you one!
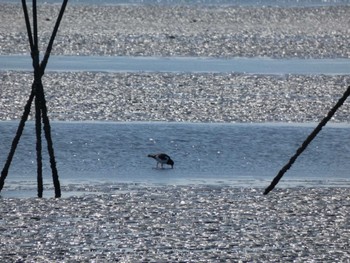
[148,153,174,169]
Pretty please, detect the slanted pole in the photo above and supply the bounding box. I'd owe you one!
[264,86,350,195]
[0,91,35,192]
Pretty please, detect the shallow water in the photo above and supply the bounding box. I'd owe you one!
[1,121,350,197]
[1,55,350,75]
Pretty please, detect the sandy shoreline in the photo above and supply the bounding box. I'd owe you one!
[1,185,349,262]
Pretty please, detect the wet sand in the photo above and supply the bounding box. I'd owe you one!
[1,185,349,262]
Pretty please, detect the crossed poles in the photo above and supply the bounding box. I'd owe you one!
[0,0,69,198]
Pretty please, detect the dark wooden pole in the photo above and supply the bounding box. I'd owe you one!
[264,86,350,195]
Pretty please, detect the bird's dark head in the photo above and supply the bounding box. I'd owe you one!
[167,159,174,168]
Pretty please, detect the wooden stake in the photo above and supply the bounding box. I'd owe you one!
[264,86,350,195]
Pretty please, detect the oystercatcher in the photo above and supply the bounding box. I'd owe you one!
[148,153,174,169]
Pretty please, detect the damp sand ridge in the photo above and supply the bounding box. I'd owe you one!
[1,72,350,122]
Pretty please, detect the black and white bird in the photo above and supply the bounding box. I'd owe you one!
[148,153,174,169]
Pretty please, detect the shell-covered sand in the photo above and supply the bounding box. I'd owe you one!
[1,185,350,262]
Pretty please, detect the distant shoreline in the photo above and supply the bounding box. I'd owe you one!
[1,0,350,7]
[0,4,349,58]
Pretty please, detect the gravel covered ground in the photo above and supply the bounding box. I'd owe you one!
[1,185,350,262]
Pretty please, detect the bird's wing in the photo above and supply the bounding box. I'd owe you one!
[157,153,169,161]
